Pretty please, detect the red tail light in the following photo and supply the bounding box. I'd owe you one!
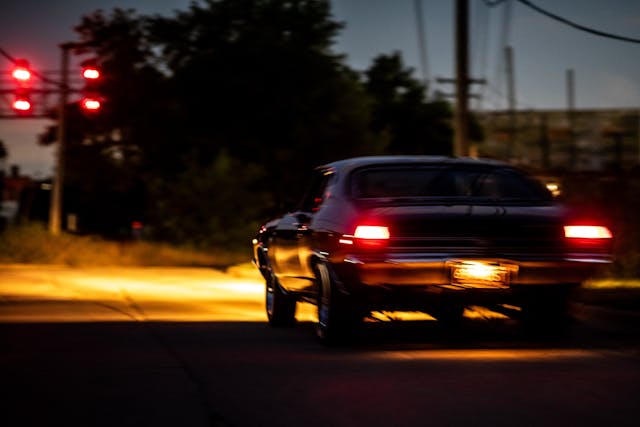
[354,225,390,240]
[341,225,390,249]
[564,225,612,239]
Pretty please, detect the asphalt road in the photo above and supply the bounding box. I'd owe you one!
[1,265,639,427]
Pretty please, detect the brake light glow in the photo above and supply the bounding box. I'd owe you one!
[340,225,390,248]
[354,225,390,240]
[564,225,612,239]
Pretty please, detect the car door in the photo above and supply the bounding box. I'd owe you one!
[271,212,303,284]
[295,169,335,287]
[272,169,333,291]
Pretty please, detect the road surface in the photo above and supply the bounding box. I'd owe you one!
[1,264,639,426]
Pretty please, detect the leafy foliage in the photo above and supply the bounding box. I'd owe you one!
[148,151,269,248]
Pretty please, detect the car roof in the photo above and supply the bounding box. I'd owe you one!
[320,156,510,174]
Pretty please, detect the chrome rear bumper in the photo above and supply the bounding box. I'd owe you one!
[338,253,611,287]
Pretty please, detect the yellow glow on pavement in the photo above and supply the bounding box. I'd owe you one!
[463,306,509,320]
[3,265,632,324]
[0,265,269,322]
[367,307,508,322]
[0,265,520,323]
[369,311,436,321]
[370,348,603,361]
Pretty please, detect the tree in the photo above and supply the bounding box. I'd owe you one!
[364,52,453,155]
[149,150,269,247]
[148,0,382,203]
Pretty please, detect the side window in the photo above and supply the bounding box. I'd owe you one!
[299,171,334,213]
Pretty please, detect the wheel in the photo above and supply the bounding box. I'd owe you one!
[315,262,360,345]
[265,271,296,327]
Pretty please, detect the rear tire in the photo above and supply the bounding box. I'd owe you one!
[315,262,360,345]
[266,271,296,327]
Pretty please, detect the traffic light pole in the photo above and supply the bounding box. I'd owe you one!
[49,43,71,235]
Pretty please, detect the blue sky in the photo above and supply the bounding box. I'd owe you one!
[333,0,640,110]
[1,0,639,176]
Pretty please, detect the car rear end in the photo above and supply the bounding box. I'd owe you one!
[325,160,613,312]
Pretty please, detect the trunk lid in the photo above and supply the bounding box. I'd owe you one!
[359,201,565,259]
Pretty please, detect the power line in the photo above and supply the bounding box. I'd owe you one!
[479,0,640,112]
[0,47,17,63]
[517,0,640,44]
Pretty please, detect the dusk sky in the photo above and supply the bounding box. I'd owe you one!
[1,0,639,177]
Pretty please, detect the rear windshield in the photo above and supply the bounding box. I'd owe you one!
[351,166,551,201]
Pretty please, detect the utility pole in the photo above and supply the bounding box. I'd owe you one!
[454,0,470,157]
[505,46,517,161]
[566,69,577,169]
[437,0,485,156]
[414,0,430,97]
[49,43,72,235]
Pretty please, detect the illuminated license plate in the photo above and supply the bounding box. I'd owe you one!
[449,261,514,288]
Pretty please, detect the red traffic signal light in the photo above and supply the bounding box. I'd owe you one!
[80,60,102,113]
[81,96,101,112]
[12,95,32,112]
[11,59,32,83]
[82,66,100,80]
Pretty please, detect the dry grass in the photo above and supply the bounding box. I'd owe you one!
[0,224,249,268]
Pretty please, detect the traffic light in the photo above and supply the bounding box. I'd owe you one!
[82,65,100,80]
[9,59,33,114]
[10,59,32,84]
[12,94,32,112]
[81,97,101,111]
[80,60,102,113]
[3,56,106,116]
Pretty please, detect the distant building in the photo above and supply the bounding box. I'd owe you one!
[476,108,640,171]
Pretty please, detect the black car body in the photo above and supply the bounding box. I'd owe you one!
[252,156,613,342]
